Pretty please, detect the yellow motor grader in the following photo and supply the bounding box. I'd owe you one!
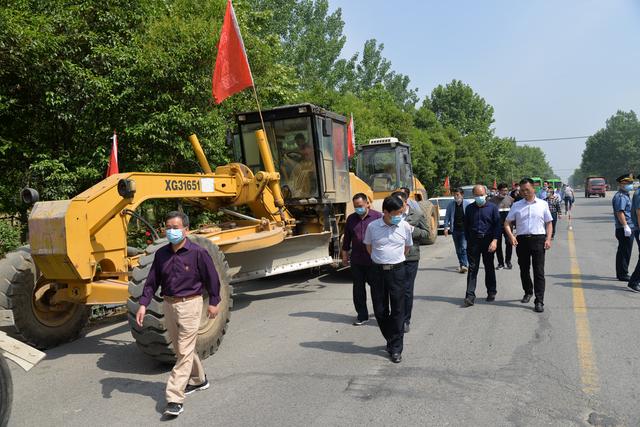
[0,103,436,363]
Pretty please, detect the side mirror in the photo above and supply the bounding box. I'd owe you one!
[322,118,332,137]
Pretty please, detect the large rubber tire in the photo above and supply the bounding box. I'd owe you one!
[418,200,438,245]
[0,354,11,427]
[127,236,232,363]
[0,247,89,349]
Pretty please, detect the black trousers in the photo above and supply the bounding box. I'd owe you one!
[371,263,405,354]
[350,263,376,321]
[615,228,634,279]
[465,234,496,298]
[495,228,512,265]
[404,260,419,325]
[515,235,546,304]
[629,231,640,285]
[551,212,558,237]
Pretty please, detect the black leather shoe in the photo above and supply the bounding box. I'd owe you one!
[390,353,402,363]
[404,322,410,333]
[505,262,513,269]
[618,276,631,282]
[628,283,640,293]
[534,303,544,313]
[463,297,475,307]
[486,293,496,302]
[521,294,532,303]
[496,264,504,270]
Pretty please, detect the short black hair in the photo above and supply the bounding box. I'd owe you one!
[165,211,190,227]
[352,192,369,202]
[382,195,404,213]
[391,190,407,202]
[519,178,534,186]
[453,187,463,194]
[399,187,411,196]
[497,183,508,190]
[294,133,306,143]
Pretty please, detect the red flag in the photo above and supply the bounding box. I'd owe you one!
[443,176,450,195]
[493,178,497,189]
[212,0,254,104]
[106,130,119,177]
[347,113,355,159]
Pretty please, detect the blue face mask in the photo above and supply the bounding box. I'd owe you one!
[354,207,367,216]
[166,228,185,244]
[624,184,634,192]
[475,196,486,206]
[390,215,402,225]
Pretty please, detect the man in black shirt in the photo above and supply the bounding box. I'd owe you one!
[463,185,501,306]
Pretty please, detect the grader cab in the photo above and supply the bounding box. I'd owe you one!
[356,137,439,244]
[0,103,372,363]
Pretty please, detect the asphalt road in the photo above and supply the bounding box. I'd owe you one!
[9,192,640,426]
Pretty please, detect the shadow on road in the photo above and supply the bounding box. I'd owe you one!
[289,311,375,325]
[414,294,533,311]
[300,340,387,358]
[548,273,617,281]
[552,281,632,292]
[232,290,313,311]
[101,377,166,415]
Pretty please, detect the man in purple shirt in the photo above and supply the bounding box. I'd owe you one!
[341,193,383,325]
[135,211,221,417]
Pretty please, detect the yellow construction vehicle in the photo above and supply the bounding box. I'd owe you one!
[0,104,372,362]
[355,137,439,244]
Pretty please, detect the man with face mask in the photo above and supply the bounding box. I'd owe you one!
[462,185,501,307]
[342,193,383,325]
[364,195,413,363]
[612,174,635,282]
[489,183,514,269]
[444,188,472,273]
[135,211,221,417]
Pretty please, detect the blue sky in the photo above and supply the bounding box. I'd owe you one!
[328,0,640,180]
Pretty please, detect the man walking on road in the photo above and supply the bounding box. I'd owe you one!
[563,184,575,216]
[341,193,383,325]
[393,191,429,333]
[136,211,221,417]
[504,178,553,313]
[364,196,413,363]
[545,188,562,239]
[444,188,472,273]
[612,174,635,282]
[463,185,501,307]
[489,183,514,269]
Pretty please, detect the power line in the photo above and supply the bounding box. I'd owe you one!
[516,136,591,143]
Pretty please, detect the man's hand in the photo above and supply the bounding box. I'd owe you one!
[207,304,219,319]
[136,305,146,327]
[624,224,632,237]
[509,236,518,247]
[341,254,349,266]
[488,239,497,253]
[544,239,552,250]
[443,229,449,237]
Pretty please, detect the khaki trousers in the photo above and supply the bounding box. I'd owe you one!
[164,297,206,403]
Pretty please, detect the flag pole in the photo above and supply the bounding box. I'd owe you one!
[251,84,267,135]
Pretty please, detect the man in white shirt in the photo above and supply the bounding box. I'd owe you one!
[364,195,413,363]
[504,178,553,313]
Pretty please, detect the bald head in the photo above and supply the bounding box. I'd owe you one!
[472,185,486,196]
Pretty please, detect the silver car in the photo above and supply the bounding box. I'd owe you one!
[428,196,454,231]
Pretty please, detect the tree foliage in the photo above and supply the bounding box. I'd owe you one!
[0,0,556,237]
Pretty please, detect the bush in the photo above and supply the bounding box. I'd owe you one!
[0,220,21,257]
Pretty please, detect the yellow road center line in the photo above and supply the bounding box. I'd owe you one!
[567,228,599,395]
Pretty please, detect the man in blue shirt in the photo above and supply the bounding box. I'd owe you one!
[626,182,640,292]
[612,174,635,282]
[462,185,501,307]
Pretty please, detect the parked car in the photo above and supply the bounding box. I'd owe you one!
[428,196,454,231]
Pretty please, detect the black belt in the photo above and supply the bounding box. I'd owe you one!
[517,234,545,238]
[375,262,404,271]
[472,233,492,238]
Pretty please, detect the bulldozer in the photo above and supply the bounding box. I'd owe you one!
[355,137,438,244]
[0,103,435,363]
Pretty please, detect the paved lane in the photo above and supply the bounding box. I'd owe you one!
[9,193,638,426]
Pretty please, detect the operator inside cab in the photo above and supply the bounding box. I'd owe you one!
[288,133,317,198]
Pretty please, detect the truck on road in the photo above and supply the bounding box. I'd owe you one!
[584,176,607,198]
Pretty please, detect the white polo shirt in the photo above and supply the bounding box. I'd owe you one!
[363,218,413,264]
[506,197,553,236]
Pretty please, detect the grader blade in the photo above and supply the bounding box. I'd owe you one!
[225,232,333,283]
